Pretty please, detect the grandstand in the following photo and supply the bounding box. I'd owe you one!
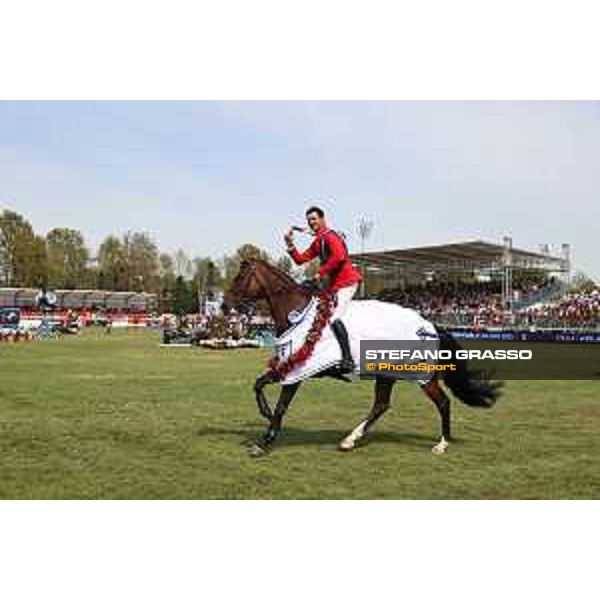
[352,238,569,303]
[0,288,157,312]
[0,288,159,331]
[350,238,588,329]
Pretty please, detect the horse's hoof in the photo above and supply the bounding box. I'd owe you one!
[248,443,269,458]
[431,440,449,454]
[338,439,355,452]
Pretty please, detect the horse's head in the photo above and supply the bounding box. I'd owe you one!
[229,259,265,304]
[228,258,310,329]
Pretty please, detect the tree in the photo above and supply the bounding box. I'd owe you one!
[158,253,176,313]
[193,257,222,291]
[276,254,294,275]
[124,232,160,292]
[81,263,100,289]
[97,232,160,292]
[46,228,89,289]
[28,235,49,288]
[205,260,221,290]
[159,253,176,287]
[0,209,45,287]
[172,275,195,314]
[191,257,224,315]
[97,235,125,290]
[220,243,270,289]
[173,249,192,279]
[235,243,268,261]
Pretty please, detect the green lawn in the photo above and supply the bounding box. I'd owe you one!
[0,328,598,499]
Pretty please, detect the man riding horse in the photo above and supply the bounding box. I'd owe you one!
[284,205,362,374]
[230,254,501,457]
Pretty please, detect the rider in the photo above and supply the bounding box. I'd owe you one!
[284,205,362,373]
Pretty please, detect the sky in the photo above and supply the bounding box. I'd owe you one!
[0,100,598,278]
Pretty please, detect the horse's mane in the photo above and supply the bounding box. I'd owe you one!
[250,258,305,295]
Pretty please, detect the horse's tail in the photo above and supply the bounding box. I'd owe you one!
[438,330,502,408]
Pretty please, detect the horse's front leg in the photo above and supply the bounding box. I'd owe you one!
[249,382,301,457]
[254,373,275,422]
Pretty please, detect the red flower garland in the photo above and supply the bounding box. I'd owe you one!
[266,291,336,382]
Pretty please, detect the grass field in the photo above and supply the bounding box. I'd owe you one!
[1,328,599,499]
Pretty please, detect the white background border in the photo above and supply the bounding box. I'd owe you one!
[1,1,598,598]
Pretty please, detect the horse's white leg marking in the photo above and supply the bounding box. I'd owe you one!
[431,435,449,454]
[339,420,368,451]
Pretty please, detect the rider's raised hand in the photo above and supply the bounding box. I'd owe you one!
[284,229,295,248]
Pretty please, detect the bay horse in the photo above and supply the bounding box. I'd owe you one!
[229,259,501,457]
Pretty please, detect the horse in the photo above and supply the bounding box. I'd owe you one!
[229,258,502,457]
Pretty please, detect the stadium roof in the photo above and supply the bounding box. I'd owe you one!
[350,240,569,273]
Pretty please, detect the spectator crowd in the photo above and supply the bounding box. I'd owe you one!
[377,281,505,326]
[376,280,599,329]
[517,288,600,328]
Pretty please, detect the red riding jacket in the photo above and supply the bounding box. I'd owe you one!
[287,227,362,292]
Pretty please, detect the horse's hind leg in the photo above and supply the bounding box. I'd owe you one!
[421,376,451,454]
[339,377,395,451]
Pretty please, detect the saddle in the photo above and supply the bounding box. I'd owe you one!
[299,278,326,295]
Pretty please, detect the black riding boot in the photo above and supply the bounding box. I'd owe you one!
[331,319,355,374]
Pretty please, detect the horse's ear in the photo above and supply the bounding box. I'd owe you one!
[237,258,254,277]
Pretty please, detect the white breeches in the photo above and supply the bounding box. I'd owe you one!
[332,284,358,321]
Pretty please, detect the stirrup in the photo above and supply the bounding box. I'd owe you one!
[337,358,355,374]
